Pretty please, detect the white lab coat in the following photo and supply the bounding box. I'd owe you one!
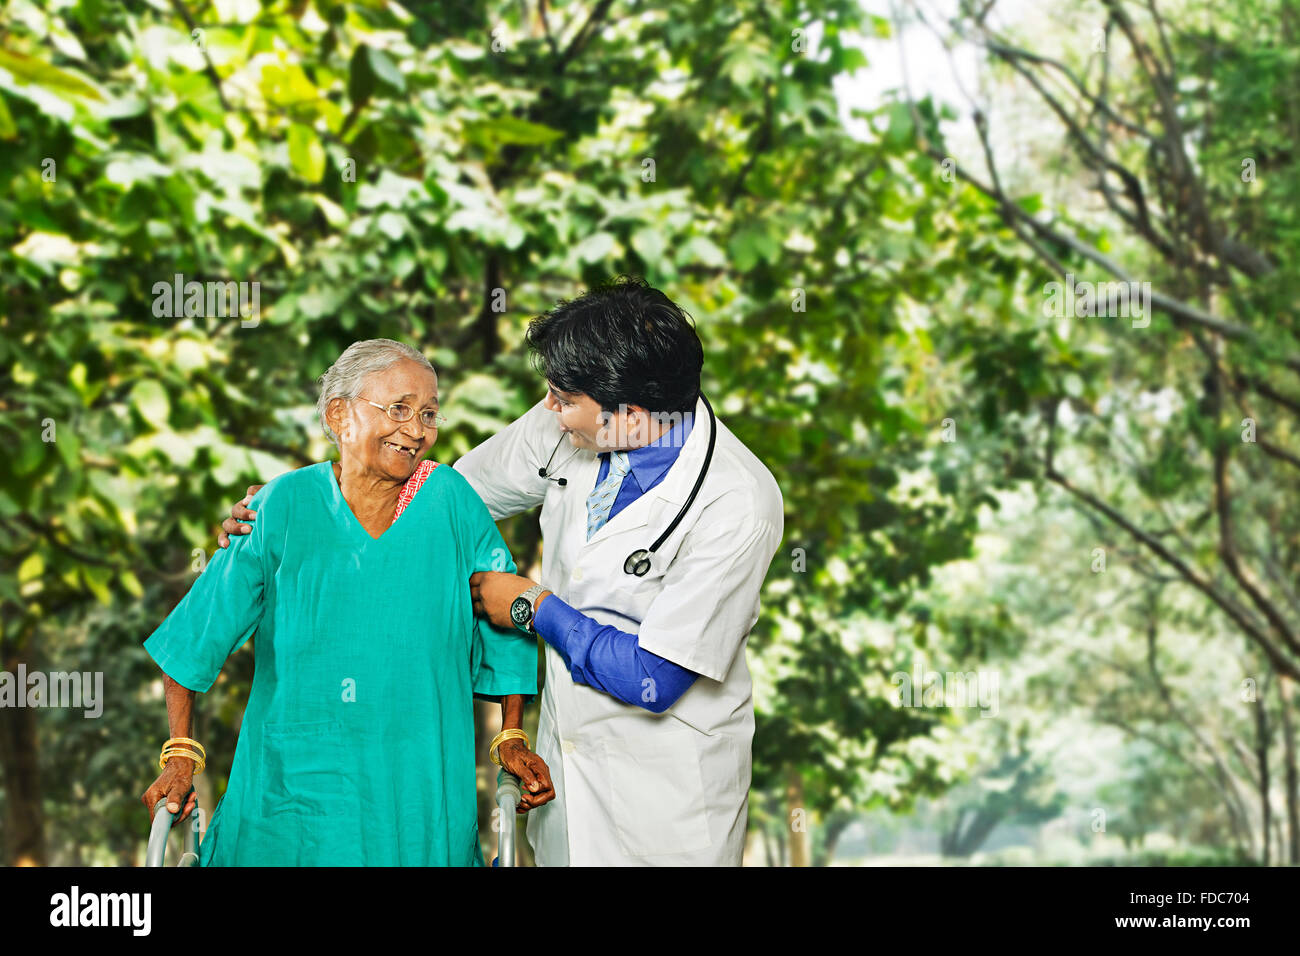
[453,394,784,865]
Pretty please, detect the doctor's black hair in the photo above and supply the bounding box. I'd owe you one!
[524,275,703,416]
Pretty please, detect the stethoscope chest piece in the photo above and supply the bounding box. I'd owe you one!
[624,549,652,576]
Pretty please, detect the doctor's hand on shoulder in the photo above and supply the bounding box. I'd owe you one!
[218,484,264,547]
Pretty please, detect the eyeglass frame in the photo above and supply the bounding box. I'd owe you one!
[354,397,448,429]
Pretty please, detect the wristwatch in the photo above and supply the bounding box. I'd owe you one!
[509,584,547,635]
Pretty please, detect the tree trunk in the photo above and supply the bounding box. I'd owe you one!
[0,631,46,865]
[1278,674,1299,864]
[785,767,808,867]
[1253,677,1271,865]
[943,806,1003,857]
[817,809,854,866]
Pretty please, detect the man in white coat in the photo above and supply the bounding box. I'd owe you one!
[221,277,783,865]
[459,277,783,865]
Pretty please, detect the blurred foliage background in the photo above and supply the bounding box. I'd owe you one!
[1,0,1297,865]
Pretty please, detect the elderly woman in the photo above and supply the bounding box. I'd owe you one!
[139,339,552,865]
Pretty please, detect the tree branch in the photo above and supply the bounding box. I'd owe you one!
[555,0,615,74]
[922,145,1300,370]
[1042,397,1300,680]
[167,0,231,112]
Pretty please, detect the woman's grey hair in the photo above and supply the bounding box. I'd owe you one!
[316,339,435,447]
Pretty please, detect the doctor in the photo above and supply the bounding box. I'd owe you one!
[221,277,784,865]
[456,277,784,866]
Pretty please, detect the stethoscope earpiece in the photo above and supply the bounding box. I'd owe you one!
[539,454,571,485]
[539,393,717,576]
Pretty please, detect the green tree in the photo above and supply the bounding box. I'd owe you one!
[1,0,1038,864]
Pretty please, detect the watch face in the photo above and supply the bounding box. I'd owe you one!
[510,597,531,627]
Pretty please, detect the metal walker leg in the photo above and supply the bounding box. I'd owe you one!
[493,769,523,867]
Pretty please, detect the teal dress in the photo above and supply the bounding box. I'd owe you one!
[143,461,537,866]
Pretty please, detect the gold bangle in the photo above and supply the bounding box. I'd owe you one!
[159,754,205,775]
[489,728,529,767]
[159,747,206,775]
[161,749,206,775]
[163,737,206,759]
[490,728,529,766]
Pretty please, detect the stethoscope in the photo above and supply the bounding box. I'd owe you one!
[538,392,717,576]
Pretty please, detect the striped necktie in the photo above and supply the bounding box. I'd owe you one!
[586,450,631,541]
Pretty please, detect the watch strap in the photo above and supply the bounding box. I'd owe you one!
[516,583,546,633]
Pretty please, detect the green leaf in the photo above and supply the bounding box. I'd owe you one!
[367,48,405,93]
[1016,194,1045,215]
[120,570,143,599]
[130,380,170,426]
[729,228,780,272]
[348,44,374,104]
[721,45,772,89]
[632,227,666,266]
[0,92,14,139]
[832,47,869,74]
[14,436,47,476]
[18,553,44,584]
[312,194,348,228]
[573,231,616,263]
[0,47,102,100]
[677,235,727,269]
[349,44,405,104]
[376,211,407,239]
[104,154,173,187]
[83,565,111,604]
[885,101,914,148]
[730,232,758,272]
[464,116,564,150]
[287,123,325,182]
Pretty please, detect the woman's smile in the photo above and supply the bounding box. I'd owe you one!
[382,438,419,458]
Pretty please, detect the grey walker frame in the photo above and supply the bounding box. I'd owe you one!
[146,773,525,866]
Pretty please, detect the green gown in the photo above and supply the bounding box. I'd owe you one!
[143,460,537,866]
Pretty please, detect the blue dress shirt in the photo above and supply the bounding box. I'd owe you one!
[531,411,700,713]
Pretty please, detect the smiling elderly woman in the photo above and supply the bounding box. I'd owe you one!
[139,339,550,866]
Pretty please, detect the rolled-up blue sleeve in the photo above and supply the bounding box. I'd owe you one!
[532,595,698,713]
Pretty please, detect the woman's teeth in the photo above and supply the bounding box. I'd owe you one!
[383,441,415,456]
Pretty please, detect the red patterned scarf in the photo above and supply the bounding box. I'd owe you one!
[393,460,438,522]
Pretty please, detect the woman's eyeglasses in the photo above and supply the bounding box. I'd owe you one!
[356,398,448,429]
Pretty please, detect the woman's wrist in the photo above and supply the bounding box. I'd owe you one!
[489,727,530,766]
[159,736,206,774]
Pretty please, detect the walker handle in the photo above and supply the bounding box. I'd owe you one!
[147,791,199,867]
